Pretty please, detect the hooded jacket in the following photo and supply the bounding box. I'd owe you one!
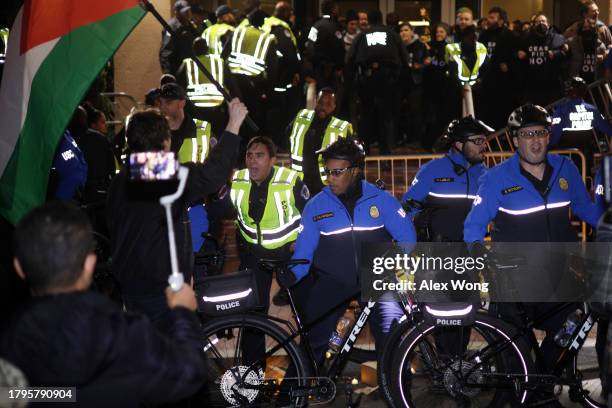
[0,292,206,407]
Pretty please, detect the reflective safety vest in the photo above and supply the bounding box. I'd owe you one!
[202,23,235,55]
[444,42,487,86]
[289,109,352,183]
[178,119,213,164]
[182,55,226,108]
[230,166,301,249]
[0,28,9,64]
[261,16,296,47]
[228,25,275,77]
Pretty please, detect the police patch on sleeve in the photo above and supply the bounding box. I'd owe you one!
[300,184,310,200]
[559,178,569,191]
[369,206,380,218]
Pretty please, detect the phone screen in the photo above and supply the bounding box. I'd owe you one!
[129,152,178,181]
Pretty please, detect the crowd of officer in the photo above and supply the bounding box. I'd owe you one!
[2,0,612,406]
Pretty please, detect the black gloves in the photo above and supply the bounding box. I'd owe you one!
[468,241,489,260]
[276,268,297,289]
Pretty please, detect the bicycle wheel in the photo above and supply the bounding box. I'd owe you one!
[388,313,535,408]
[568,350,606,408]
[199,313,313,407]
[378,317,414,407]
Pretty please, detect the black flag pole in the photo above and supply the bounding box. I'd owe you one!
[139,0,259,133]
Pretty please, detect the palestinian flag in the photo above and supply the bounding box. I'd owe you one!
[0,0,145,224]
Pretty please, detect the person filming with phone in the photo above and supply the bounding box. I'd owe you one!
[107,98,248,331]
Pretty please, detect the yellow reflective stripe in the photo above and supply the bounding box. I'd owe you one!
[259,33,273,61]
[273,191,284,227]
[285,189,294,221]
[253,30,266,61]
[274,166,285,182]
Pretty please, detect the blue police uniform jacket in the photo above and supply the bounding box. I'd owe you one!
[291,180,416,285]
[403,150,487,241]
[53,131,88,200]
[594,163,606,214]
[464,153,602,243]
[188,204,209,252]
[551,98,612,146]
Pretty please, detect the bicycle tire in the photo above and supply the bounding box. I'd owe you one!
[387,313,535,408]
[378,317,413,407]
[569,351,606,408]
[199,313,313,407]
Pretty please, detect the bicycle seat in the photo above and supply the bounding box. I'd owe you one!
[258,259,309,273]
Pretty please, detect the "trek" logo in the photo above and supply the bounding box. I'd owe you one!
[341,301,376,353]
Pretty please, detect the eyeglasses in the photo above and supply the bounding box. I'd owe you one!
[323,166,354,177]
[465,137,487,145]
[517,129,549,139]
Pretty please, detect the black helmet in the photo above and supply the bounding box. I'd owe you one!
[564,76,588,98]
[444,116,493,143]
[507,104,552,137]
[317,138,366,169]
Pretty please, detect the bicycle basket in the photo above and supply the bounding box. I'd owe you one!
[196,269,260,317]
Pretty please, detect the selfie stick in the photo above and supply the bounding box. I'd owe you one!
[160,166,190,291]
[139,0,259,133]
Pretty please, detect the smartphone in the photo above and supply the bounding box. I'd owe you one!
[128,151,179,199]
[129,151,178,181]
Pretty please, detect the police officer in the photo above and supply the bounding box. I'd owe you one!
[288,88,352,196]
[279,138,416,366]
[444,24,487,91]
[551,77,612,173]
[261,2,302,150]
[464,104,602,382]
[159,0,201,76]
[50,130,88,201]
[404,116,491,242]
[177,37,240,138]
[346,9,408,154]
[225,18,278,140]
[159,83,215,164]
[230,136,309,353]
[202,5,236,56]
[231,136,308,312]
[303,0,345,92]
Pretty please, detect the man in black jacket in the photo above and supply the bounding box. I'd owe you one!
[303,0,345,92]
[477,6,519,129]
[346,9,408,154]
[107,98,247,330]
[159,0,201,76]
[1,201,207,407]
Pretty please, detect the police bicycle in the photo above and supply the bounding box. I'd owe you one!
[378,255,607,408]
[196,258,414,407]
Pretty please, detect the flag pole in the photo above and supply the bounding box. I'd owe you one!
[139,0,259,133]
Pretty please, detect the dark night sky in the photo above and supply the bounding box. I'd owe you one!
[0,0,23,28]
